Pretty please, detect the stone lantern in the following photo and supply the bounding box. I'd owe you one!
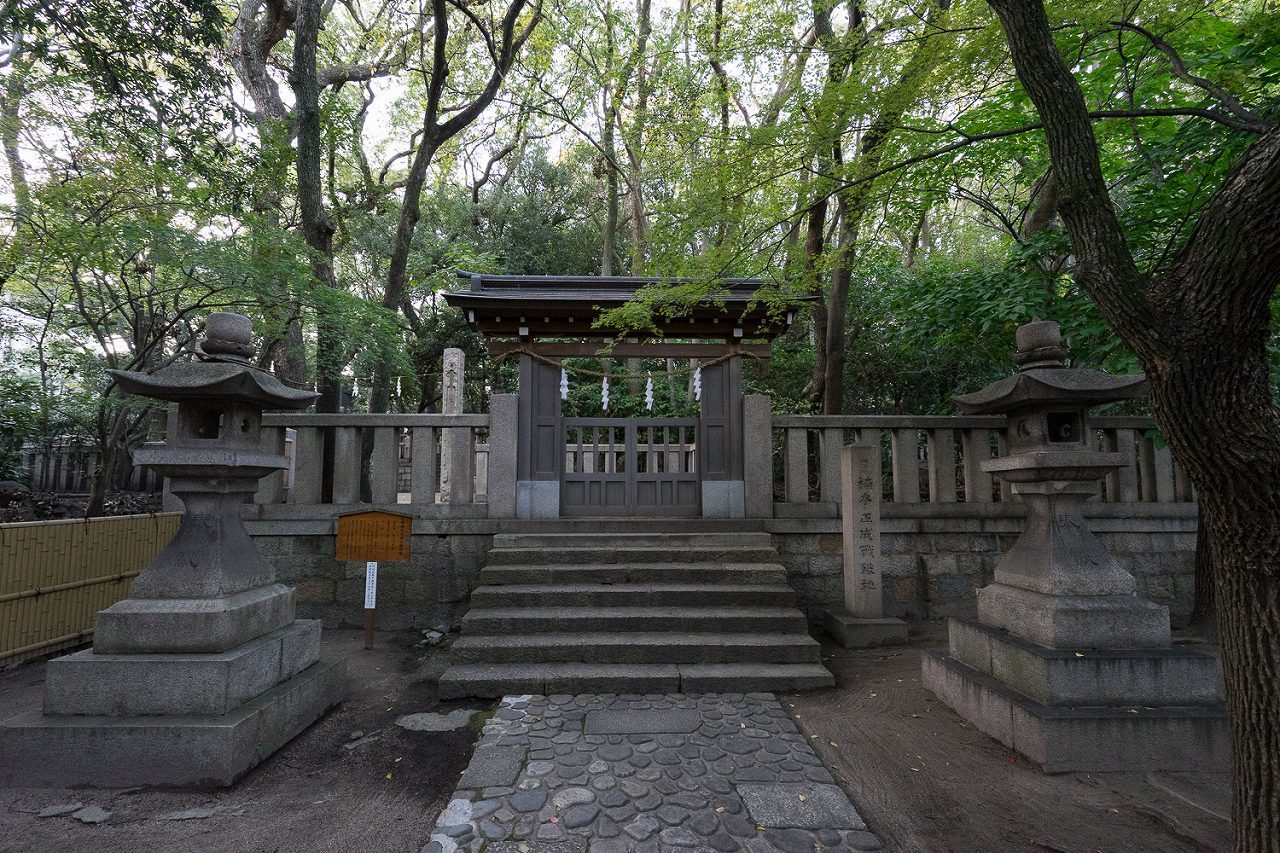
[0,313,346,788]
[921,320,1226,772]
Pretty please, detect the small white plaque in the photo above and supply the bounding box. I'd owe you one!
[364,560,378,609]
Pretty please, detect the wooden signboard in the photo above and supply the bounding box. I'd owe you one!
[335,510,411,649]
[335,510,411,561]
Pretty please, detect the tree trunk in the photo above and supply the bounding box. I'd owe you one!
[1190,519,1215,636]
[601,85,618,276]
[293,0,341,501]
[822,198,854,414]
[799,197,828,406]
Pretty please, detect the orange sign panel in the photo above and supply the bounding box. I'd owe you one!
[335,511,411,561]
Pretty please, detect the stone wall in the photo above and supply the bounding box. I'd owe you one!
[251,525,494,631]
[767,504,1198,627]
[245,503,1197,632]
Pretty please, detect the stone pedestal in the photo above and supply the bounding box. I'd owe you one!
[921,320,1227,772]
[0,313,346,787]
[824,444,907,648]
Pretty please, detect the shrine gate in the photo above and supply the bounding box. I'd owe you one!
[443,273,809,519]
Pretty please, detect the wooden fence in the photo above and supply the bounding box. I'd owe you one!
[18,442,162,493]
[0,513,180,664]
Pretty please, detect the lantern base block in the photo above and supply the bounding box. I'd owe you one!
[93,583,295,655]
[922,644,1227,773]
[0,652,346,788]
[976,582,1170,650]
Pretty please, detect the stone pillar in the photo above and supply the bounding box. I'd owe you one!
[821,444,908,647]
[439,348,474,505]
[487,394,518,518]
[741,394,774,518]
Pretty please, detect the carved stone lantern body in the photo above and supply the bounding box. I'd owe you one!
[94,312,320,652]
[922,319,1227,773]
[0,313,346,788]
[950,320,1164,648]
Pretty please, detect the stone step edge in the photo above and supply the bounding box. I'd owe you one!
[437,662,835,697]
[462,605,809,619]
[492,532,773,542]
[453,631,821,648]
[471,582,799,595]
[479,562,789,572]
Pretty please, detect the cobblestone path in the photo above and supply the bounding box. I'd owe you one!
[422,693,885,853]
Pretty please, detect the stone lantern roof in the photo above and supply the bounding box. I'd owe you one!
[107,312,317,410]
[950,320,1145,414]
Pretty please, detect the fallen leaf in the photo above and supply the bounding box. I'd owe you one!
[385,773,393,779]
[550,816,559,824]
[715,807,725,814]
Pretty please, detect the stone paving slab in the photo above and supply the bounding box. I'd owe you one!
[421,693,885,853]
[584,709,702,735]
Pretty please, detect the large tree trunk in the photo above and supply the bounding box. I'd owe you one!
[988,1,1280,847]
[821,198,853,414]
[293,0,341,501]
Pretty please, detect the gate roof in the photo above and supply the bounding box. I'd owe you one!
[444,272,814,340]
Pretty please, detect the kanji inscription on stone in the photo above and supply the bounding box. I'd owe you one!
[841,444,883,618]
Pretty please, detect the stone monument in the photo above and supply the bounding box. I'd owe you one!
[921,320,1227,771]
[0,312,347,787]
[822,444,908,647]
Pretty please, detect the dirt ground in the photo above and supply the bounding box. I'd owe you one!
[789,622,1232,853]
[0,629,488,853]
[0,623,1232,853]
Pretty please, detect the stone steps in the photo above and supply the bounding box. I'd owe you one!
[451,631,821,664]
[478,562,789,585]
[438,531,835,697]
[437,662,836,698]
[469,582,797,609]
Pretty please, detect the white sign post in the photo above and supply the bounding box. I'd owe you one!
[363,560,378,648]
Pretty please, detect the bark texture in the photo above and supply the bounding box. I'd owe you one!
[987,1,1280,848]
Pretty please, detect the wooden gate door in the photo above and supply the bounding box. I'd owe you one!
[561,418,699,516]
